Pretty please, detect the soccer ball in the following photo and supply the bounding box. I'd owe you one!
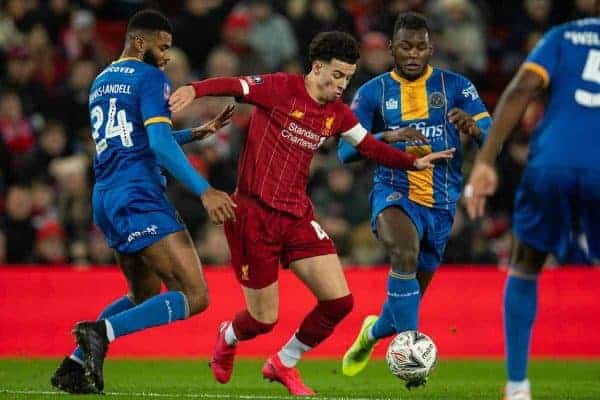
[385,331,437,384]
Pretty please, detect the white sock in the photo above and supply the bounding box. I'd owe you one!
[105,320,116,342]
[224,322,238,346]
[278,335,312,368]
[507,379,530,393]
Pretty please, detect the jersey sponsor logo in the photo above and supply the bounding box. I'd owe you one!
[289,109,304,119]
[386,192,403,202]
[163,83,171,100]
[462,84,479,101]
[241,264,250,281]
[127,224,158,243]
[244,75,263,85]
[385,98,399,110]
[323,116,335,134]
[281,121,326,150]
[564,31,600,46]
[429,91,446,108]
[408,121,444,140]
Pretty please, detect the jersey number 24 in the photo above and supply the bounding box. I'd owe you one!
[91,97,134,155]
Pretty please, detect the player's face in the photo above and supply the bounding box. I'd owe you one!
[391,28,432,80]
[314,58,357,102]
[142,31,172,71]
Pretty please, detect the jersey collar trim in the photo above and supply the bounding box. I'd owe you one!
[390,65,433,85]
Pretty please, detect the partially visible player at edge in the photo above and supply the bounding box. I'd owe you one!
[169,31,455,395]
[50,9,236,394]
[338,12,491,388]
[465,2,600,399]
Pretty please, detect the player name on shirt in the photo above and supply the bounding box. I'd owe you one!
[564,31,600,46]
[89,84,132,103]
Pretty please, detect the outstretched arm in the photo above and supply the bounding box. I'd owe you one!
[169,78,246,113]
[465,69,543,218]
[173,104,235,145]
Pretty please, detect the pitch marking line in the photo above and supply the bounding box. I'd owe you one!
[0,389,394,400]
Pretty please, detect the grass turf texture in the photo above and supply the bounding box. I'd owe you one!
[0,359,599,399]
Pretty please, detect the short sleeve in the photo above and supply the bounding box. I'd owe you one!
[522,27,562,88]
[337,103,367,146]
[349,81,380,132]
[238,73,283,108]
[140,69,172,127]
[455,75,491,123]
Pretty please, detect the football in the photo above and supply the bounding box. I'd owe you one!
[385,331,437,385]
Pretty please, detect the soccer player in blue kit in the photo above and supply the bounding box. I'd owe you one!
[338,12,491,387]
[466,2,600,399]
[50,10,236,394]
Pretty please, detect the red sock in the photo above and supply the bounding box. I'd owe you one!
[231,310,276,341]
[296,294,354,347]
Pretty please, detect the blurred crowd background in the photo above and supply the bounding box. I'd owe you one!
[0,0,596,267]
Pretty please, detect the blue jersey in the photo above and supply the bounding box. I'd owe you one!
[350,66,491,209]
[89,57,172,189]
[523,18,600,170]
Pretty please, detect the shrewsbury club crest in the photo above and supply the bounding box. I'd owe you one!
[429,91,445,108]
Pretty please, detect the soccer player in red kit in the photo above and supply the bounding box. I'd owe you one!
[169,31,454,395]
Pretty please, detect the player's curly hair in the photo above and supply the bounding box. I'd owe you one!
[393,12,430,35]
[308,31,360,65]
[127,9,173,35]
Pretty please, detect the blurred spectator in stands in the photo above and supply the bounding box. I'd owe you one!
[34,220,66,264]
[1,184,36,263]
[206,46,241,78]
[0,0,25,50]
[50,155,92,252]
[365,0,425,36]
[27,23,68,94]
[51,59,97,134]
[349,222,386,265]
[573,0,599,18]
[221,10,266,75]
[61,9,108,64]
[248,0,298,71]
[173,0,238,73]
[0,90,35,157]
[506,0,555,59]
[346,31,393,101]
[429,0,487,80]
[1,46,48,116]
[30,177,59,229]
[38,0,71,45]
[20,120,70,182]
[286,0,356,62]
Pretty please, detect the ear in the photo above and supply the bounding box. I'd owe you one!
[133,35,145,53]
[312,60,322,75]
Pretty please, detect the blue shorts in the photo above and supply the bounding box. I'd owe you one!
[513,166,600,264]
[92,182,185,254]
[370,184,455,272]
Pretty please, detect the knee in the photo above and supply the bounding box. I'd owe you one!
[129,286,161,305]
[383,242,419,273]
[185,289,210,316]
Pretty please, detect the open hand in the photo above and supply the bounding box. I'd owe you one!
[191,104,235,141]
[413,148,455,170]
[169,85,196,114]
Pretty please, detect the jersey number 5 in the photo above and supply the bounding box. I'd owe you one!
[91,97,134,155]
[575,49,600,107]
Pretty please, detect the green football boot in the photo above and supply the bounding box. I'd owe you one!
[342,315,379,376]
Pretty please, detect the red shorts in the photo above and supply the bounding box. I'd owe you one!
[224,193,337,289]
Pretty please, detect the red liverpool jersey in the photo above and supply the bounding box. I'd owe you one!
[235,73,367,217]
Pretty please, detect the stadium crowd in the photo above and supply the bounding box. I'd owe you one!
[0,0,596,266]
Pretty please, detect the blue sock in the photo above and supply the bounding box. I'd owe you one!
[504,274,538,382]
[384,272,420,334]
[371,300,396,339]
[105,291,189,340]
[71,295,135,362]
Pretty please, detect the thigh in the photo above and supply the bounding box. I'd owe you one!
[510,237,547,276]
[376,205,421,253]
[139,230,207,297]
[290,254,349,301]
[115,252,161,304]
[224,196,281,289]
[242,282,279,323]
[513,167,576,263]
[280,211,337,269]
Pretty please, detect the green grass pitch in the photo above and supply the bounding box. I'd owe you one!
[0,359,599,399]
